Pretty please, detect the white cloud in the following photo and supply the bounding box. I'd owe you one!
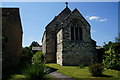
[88,16,100,20]
[85,16,89,18]
[86,15,108,22]
[99,19,107,22]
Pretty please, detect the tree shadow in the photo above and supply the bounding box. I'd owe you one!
[48,67,58,73]
[93,74,113,77]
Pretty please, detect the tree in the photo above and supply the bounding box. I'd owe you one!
[21,47,33,64]
[115,33,120,43]
[21,41,40,64]
[29,41,40,47]
[103,42,120,70]
[29,41,40,54]
[103,41,113,51]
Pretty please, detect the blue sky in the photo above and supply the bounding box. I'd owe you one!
[2,2,118,47]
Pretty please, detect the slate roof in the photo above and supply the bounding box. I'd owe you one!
[45,6,71,29]
[42,6,90,42]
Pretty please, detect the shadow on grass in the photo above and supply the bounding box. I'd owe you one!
[2,62,28,80]
[48,67,58,73]
[93,74,113,77]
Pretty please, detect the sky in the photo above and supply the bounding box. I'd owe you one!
[1,2,119,47]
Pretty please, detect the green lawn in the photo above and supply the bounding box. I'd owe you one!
[46,63,120,80]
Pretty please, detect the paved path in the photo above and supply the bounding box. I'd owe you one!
[49,71,76,80]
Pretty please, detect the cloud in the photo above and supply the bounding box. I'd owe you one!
[86,15,108,22]
[85,16,89,18]
[99,19,107,21]
[88,16,100,20]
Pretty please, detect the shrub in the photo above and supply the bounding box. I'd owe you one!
[32,51,44,64]
[23,52,49,80]
[89,63,104,76]
[23,62,50,80]
[79,64,84,68]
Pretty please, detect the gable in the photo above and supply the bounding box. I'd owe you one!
[61,8,90,28]
[45,7,71,31]
[59,9,92,42]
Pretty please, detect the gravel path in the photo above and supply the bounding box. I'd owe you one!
[49,71,76,80]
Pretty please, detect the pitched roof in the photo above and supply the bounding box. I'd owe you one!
[42,6,91,42]
[45,7,71,29]
[62,8,90,27]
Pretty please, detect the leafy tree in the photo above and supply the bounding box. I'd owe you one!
[21,41,40,64]
[103,42,120,70]
[115,33,120,43]
[21,47,33,64]
[29,41,40,54]
[29,41,40,47]
[103,41,113,51]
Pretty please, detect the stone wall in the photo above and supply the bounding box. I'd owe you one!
[45,32,56,62]
[62,41,97,66]
[57,29,63,65]
[42,32,46,54]
[2,8,23,69]
[56,9,97,66]
[42,7,71,63]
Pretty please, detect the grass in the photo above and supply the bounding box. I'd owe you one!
[3,63,119,80]
[2,63,25,80]
[10,74,27,80]
[9,74,54,80]
[46,63,120,80]
[2,62,53,80]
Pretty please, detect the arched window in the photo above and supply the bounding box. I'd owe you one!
[71,20,83,40]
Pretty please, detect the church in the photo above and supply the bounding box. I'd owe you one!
[42,3,97,66]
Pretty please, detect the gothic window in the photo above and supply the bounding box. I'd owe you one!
[71,23,82,40]
[71,27,74,40]
[75,28,78,40]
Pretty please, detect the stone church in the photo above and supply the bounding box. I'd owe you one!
[42,3,97,66]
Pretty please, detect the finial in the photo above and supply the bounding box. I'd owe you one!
[65,2,68,7]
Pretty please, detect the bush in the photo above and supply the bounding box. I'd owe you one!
[89,63,104,76]
[23,52,49,80]
[79,64,84,68]
[23,62,50,80]
[32,51,44,64]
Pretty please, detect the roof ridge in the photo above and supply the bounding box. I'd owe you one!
[60,8,90,27]
[57,7,71,17]
[45,7,71,29]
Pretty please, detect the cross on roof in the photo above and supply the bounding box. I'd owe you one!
[65,2,68,7]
